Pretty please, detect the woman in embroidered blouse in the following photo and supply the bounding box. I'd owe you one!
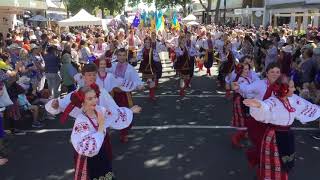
[230,62,259,148]
[71,86,141,180]
[232,62,282,169]
[243,76,320,180]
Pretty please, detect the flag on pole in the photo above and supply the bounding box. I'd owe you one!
[140,10,147,27]
[156,11,165,32]
[132,12,140,28]
[150,11,156,31]
[171,12,180,31]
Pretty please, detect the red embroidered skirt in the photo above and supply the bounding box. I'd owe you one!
[232,93,247,128]
[258,126,291,180]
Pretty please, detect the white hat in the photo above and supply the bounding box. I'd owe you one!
[214,32,223,39]
[30,43,40,50]
[119,28,125,33]
[313,47,320,56]
[17,76,30,90]
[36,27,40,30]
[281,45,293,53]
[7,43,22,50]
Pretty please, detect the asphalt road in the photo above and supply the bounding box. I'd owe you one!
[1,60,320,180]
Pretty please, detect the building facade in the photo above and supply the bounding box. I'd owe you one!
[264,0,320,29]
[191,0,265,27]
[0,0,47,34]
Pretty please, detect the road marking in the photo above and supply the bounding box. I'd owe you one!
[132,94,225,98]
[23,125,320,134]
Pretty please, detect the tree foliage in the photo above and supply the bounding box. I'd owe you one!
[63,0,126,17]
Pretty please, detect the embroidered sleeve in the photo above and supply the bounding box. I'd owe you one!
[249,98,276,123]
[119,79,136,92]
[175,48,184,56]
[103,105,133,130]
[137,49,143,61]
[295,95,320,124]
[45,93,72,115]
[239,80,260,98]
[131,67,143,88]
[225,71,236,85]
[71,116,105,157]
[251,71,261,82]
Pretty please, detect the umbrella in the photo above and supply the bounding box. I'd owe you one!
[29,15,48,22]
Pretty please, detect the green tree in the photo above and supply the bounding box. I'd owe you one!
[94,0,126,18]
[153,0,191,17]
[214,0,221,24]
[199,0,212,24]
[66,0,96,15]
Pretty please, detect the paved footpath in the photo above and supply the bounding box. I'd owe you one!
[1,60,320,180]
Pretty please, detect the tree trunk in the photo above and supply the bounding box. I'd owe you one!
[214,0,221,24]
[223,0,226,24]
[183,4,187,17]
[207,0,212,24]
[100,7,105,19]
[199,0,210,24]
[110,9,114,16]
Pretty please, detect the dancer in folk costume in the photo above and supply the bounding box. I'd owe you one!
[196,28,207,72]
[45,64,142,178]
[68,86,141,180]
[104,40,118,68]
[175,34,198,96]
[217,35,235,88]
[108,48,144,143]
[279,44,293,76]
[229,62,259,148]
[126,28,142,67]
[94,58,136,93]
[151,31,166,88]
[203,32,216,76]
[167,29,179,64]
[232,62,281,169]
[138,36,161,100]
[184,31,198,80]
[93,37,108,58]
[116,28,127,49]
[225,55,259,97]
[243,76,320,180]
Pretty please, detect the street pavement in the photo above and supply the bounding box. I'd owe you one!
[1,59,320,180]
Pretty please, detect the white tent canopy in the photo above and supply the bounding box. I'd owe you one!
[183,14,197,21]
[46,0,59,9]
[58,9,102,27]
[187,21,199,25]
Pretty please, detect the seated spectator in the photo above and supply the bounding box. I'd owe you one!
[61,44,77,93]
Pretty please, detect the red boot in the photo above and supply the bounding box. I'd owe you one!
[199,63,203,71]
[185,79,191,88]
[120,130,129,143]
[225,89,231,98]
[207,69,211,76]
[246,148,259,169]
[149,88,156,101]
[179,88,185,97]
[231,131,245,149]
[155,79,159,88]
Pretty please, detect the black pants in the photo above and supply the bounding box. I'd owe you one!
[189,57,195,78]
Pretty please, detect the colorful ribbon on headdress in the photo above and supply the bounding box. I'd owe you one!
[60,90,85,124]
[271,83,289,98]
[60,83,101,124]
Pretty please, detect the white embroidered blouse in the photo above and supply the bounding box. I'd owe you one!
[250,94,320,126]
[71,105,132,157]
